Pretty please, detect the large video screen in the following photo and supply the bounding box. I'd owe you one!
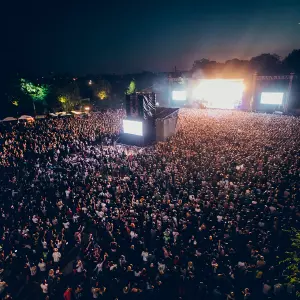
[172,91,187,101]
[123,120,143,136]
[261,92,284,105]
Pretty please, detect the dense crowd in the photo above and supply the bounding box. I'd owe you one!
[0,108,299,300]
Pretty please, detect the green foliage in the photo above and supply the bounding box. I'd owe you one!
[280,228,300,297]
[92,80,111,100]
[20,78,49,102]
[126,80,136,95]
[97,90,108,100]
[7,93,20,107]
[11,100,19,107]
[57,82,81,111]
[58,95,75,111]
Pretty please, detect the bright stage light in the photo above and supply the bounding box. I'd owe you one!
[192,79,245,109]
[123,120,143,136]
[172,91,187,101]
[260,92,284,105]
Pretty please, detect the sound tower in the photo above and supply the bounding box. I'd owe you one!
[125,94,139,117]
[129,94,137,117]
[137,94,144,118]
[125,95,131,116]
[122,92,157,146]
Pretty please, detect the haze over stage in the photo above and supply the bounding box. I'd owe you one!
[172,91,187,101]
[192,79,245,109]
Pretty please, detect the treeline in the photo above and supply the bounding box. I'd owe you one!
[190,50,300,77]
[1,76,141,118]
[1,49,299,117]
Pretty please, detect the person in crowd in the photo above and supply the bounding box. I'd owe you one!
[40,279,49,295]
[52,248,61,265]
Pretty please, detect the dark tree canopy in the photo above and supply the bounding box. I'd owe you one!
[249,53,282,75]
[283,50,300,74]
[191,50,300,77]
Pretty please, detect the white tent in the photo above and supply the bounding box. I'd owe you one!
[71,110,83,115]
[58,112,71,117]
[35,115,46,119]
[49,113,58,117]
[19,115,34,122]
[2,117,18,122]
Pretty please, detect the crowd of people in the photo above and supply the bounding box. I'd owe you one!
[0,108,299,300]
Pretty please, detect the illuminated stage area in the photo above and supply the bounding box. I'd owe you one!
[192,79,245,109]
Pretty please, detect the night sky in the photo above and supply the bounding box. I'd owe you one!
[3,0,300,75]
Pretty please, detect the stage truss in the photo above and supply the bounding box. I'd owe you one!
[251,73,296,112]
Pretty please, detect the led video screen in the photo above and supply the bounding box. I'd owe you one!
[260,92,284,105]
[123,120,143,136]
[172,91,187,101]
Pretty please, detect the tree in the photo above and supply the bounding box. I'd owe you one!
[6,94,20,115]
[57,82,81,111]
[191,59,223,77]
[279,228,300,298]
[11,99,19,107]
[223,59,250,77]
[20,78,49,103]
[97,91,107,100]
[92,80,111,100]
[20,78,49,114]
[126,80,136,95]
[6,91,20,108]
[192,59,212,71]
[283,49,300,74]
[250,53,282,75]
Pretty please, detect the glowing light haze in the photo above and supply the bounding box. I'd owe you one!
[172,91,187,101]
[192,79,245,109]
